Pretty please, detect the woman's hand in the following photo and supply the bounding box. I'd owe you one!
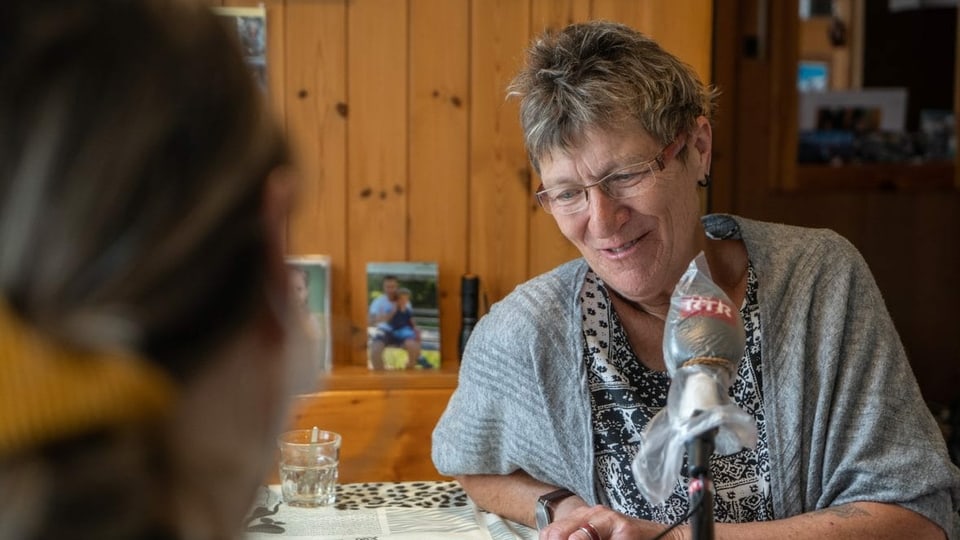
[539,504,684,540]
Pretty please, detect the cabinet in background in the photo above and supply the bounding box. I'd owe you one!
[713,0,960,404]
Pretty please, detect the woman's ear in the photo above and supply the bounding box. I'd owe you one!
[692,115,713,178]
[261,165,299,339]
[262,165,298,252]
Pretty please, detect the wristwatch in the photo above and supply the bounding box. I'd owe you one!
[534,488,575,530]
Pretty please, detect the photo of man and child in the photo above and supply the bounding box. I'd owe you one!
[366,262,440,370]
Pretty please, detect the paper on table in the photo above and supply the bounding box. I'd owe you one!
[244,486,536,540]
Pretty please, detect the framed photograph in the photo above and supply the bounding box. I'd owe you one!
[799,0,835,19]
[815,106,882,133]
[919,108,956,160]
[365,262,440,371]
[286,255,332,373]
[797,60,830,92]
[211,6,268,92]
[798,88,908,132]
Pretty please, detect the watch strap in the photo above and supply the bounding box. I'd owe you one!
[535,488,575,528]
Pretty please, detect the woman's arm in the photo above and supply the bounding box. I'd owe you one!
[541,501,945,540]
[455,470,587,528]
[459,471,680,539]
[715,503,946,540]
[460,471,945,540]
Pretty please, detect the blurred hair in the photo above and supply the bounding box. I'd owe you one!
[507,20,719,172]
[0,2,295,535]
[0,0,288,380]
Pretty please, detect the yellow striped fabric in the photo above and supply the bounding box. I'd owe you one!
[0,300,174,456]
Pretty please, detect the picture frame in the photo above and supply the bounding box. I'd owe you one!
[919,108,956,160]
[365,262,440,371]
[798,88,908,132]
[797,60,830,92]
[286,255,332,373]
[211,6,268,92]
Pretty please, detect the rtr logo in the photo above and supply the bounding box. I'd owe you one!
[679,295,736,324]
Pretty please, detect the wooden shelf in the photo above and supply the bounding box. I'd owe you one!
[792,161,956,192]
[309,364,459,393]
[283,367,458,483]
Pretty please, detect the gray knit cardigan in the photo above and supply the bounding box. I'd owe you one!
[432,214,960,537]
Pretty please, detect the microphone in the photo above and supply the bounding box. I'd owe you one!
[664,293,744,421]
[459,274,479,361]
[633,253,757,505]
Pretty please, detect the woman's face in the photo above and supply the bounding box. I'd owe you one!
[537,117,712,306]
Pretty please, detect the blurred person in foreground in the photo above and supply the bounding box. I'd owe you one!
[432,21,960,540]
[0,0,314,537]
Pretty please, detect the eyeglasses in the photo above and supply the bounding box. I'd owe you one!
[534,137,685,215]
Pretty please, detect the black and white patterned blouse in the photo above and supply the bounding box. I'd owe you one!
[580,263,773,524]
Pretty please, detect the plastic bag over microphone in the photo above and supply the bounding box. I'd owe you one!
[632,252,757,505]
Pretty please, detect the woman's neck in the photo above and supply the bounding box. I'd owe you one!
[606,286,668,321]
[605,238,748,322]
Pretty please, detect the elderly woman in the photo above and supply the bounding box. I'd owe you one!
[0,0,311,537]
[432,21,960,540]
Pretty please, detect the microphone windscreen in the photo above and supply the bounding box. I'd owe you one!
[662,253,745,377]
[664,295,743,374]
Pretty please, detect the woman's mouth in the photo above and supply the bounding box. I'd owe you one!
[602,237,641,256]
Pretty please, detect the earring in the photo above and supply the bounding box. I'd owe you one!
[697,173,711,188]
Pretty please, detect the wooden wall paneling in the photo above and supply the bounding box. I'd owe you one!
[730,0,774,206]
[346,0,410,366]
[264,0,286,131]
[770,0,800,192]
[283,0,350,367]
[469,2,532,303]
[531,0,590,31]
[526,0,591,278]
[409,0,470,367]
[592,1,713,87]
[848,0,864,90]
[710,0,739,214]
[279,389,454,483]
[590,0,642,26]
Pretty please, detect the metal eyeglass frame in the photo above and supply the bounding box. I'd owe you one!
[534,136,686,215]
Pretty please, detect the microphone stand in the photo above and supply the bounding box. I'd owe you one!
[685,426,717,540]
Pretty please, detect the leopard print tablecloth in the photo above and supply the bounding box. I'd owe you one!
[245,481,536,539]
[332,481,470,510]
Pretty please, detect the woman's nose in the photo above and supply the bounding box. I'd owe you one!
[585,188,627,237]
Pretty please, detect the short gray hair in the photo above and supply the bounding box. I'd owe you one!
[507,20,719,172]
